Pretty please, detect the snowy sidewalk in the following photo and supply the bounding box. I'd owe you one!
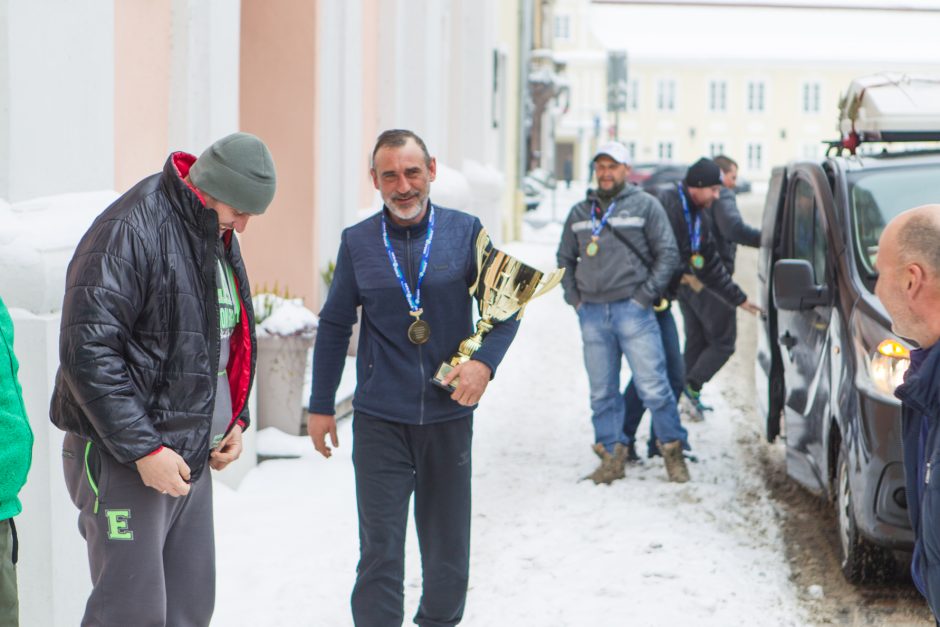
[211,218,805,626]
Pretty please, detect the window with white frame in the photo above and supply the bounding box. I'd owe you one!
[554,15,570,40]
[747,143,763,170]
[802,81,821,113]
[708,80,727,112]
[624,141,637,163]
[709,142,725,157]
[626,78,639,111]
[658,141,674,162]
[747,80,765,112]
[656,79,676,112]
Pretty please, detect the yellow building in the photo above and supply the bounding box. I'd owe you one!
[551,0,940,183]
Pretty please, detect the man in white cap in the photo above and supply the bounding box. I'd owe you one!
[557,141,691,483]
[52,132,276,626]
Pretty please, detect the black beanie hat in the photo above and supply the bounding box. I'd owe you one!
[684,158,722,188]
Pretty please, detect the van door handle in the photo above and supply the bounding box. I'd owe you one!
[779,332,797,349]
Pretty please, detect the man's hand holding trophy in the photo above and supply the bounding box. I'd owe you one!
[432,229,565,393]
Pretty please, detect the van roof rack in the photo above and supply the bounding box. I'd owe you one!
[837,73,940,154]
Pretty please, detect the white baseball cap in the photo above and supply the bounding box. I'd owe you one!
[593,141,631,166]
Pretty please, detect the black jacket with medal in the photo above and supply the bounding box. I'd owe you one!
[655,183,746,306]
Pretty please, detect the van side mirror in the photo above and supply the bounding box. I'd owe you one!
[773,259,829,310]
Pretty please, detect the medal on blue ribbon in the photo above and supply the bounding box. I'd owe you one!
[586,200,617,257]
[678,184,704,271]
[382,205,435,344]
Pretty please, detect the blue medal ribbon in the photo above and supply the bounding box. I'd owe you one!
[678,183,704,269]
[590,200,618,240]
[381,204,435,316]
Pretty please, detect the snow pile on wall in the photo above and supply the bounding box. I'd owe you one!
[253,293,318,337]
[462,159,504,246]
[0,191,117,314]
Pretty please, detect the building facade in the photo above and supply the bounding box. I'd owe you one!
[0,2,530,624]
[551,0,940,184]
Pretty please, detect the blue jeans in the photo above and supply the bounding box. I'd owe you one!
[622,305,686,453]
[578,299,688,451]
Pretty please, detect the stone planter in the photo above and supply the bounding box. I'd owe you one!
[256,331,316,435]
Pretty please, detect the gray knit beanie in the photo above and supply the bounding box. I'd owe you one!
[190,132,276,215]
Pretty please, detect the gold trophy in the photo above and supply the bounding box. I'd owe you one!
[432,229,565,391]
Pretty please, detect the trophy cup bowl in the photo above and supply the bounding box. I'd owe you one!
[431,229,564,392]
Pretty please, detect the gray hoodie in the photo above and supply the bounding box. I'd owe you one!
[556,184,679,308]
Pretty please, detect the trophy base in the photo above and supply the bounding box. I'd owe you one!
[431,362,458,392]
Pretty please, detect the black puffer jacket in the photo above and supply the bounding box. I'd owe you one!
[709,187,761,275]
[655,183,746,306]
[50,153,256,480]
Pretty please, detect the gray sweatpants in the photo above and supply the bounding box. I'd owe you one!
[63,433,215,627]
[0,518,17,627]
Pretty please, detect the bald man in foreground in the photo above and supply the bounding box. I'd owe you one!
[875,204,940,621]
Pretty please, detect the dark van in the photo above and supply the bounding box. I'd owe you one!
[755,148,940,582]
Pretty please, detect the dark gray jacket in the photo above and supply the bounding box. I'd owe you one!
[656,184,747,307]
[557,184,678,308]
[710,187,761,274]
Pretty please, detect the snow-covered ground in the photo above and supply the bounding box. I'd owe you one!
[212,182,806,626]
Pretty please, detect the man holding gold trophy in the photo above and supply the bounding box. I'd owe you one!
[557,141,692,484]
[306,130,560,627]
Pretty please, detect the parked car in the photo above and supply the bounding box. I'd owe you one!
[525,167,556,190]
[627,162,660,187]
[640,162,752,195]
[640,163,687,194]
[522,178,543,212]
[755,74,940,583]
[733,177,752,195]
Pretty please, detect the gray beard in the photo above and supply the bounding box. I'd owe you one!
[387,198,427,222]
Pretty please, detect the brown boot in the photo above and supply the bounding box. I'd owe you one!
[610,443,629,481]
[589,443,628,485]
[589,444,612,484]
[658,440,690,483]
[588,443,623,485]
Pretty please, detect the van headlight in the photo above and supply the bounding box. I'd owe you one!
[852,309,912,403]
[868,339,910,396]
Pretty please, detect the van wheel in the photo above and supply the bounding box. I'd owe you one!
[836,447,893,583]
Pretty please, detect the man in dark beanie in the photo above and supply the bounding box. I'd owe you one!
[51,131,275,626]
[626,157,759,434]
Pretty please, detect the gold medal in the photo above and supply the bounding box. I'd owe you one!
[586,238,599,257]
[690,253,704,269]
[407,310,431,345]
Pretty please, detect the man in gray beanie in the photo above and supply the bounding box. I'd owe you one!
[51,132,275,626]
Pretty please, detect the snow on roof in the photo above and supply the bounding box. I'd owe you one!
[589,3,940,64]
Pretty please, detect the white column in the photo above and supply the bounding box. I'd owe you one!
[0,0,114,202]
[317,0,365,272]
[168,0,241,154]
[14,310,90,627]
